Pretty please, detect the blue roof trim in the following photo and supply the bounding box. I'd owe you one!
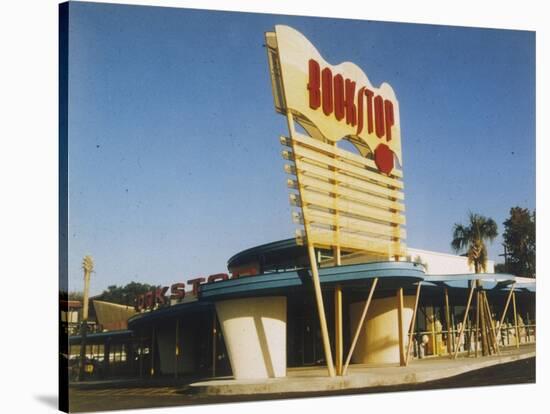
[423,274,535,292]
[199,261,426,300]
[227,238,298,267]
[127,300,213,328]
[69,329,134,344]
[124,262,534,328]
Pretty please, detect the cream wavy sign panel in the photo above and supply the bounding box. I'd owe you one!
[266,25,406,258]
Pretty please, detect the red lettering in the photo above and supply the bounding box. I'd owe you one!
[374,95,385,138]
[187,277,205,296]
[356,87,365,135]
[306,63,397,149]
[145,291,154,309]
[333,74,345,121]
[135,294,145,312]
[308,59,321,110]
[321,68,333,116]
[384,99,394,141]
[364,89,374,134]
[207,273,229,283]
[170,283,186,300]
[154,286,168,305]
[345,79,357,126]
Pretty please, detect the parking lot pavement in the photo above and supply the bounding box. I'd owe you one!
[68,357,535,413]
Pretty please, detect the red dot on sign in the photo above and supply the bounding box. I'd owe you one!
[374,144,394,174]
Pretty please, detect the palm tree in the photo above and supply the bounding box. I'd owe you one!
[451,212,498,273]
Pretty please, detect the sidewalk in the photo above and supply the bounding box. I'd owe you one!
[189,344,535,396]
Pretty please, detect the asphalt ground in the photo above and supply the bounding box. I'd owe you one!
[68,357,535,412]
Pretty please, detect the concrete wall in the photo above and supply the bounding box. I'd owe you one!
[326,247,495,274]
[349,295,415,364]
[216,296,286,379]
[406,247,494,274]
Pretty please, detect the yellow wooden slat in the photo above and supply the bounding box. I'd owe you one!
[308,228,406,256]
[300,189,406,225]
[303,207,406,240]
[289,133,403,179]
[293,144,404,189]
[294,158,405,201]
[298,174,405,212]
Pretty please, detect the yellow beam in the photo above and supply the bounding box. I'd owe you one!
[293,142,404,188]
[297,174,405,211]
[342,278,378,375]
[307,229,405,257]
[300,189,406,225]
[307,243,336,377]
[397,287,405,366]
[482,292,500,355]
[452,283,475,359]
[405,283,422,366]
[512,291,520,348]
[286,132,404,178]
[444,288,452,356]
[304,207,405,240]
[496,284,515,342]
[294,158,405,200]
[475,291,480,357]
[335,284,343,375]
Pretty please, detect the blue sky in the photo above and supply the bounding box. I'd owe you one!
[66,2,535,294]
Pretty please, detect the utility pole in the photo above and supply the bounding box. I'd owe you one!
[79,255,94,381]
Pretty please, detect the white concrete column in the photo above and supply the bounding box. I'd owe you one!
[349,295,415,364]
[215,296,287,379]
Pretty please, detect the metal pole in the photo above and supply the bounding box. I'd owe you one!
[430,305,436,356]
[174,319,179,380]
[342,278,378,375]
[212,309,217,377]
[139,336,143,378]
[79,256,93,381]
[151,326,155,376]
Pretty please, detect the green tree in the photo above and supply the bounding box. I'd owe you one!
[502,207,536,278]
[451,212,498,273]
[494,263,507,273]
[96,282,158,306]
[67,291,84,302]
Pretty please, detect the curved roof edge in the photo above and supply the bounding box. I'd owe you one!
[423,273,535,292]
[201,261,426,300]
[127,265,534,327]
[227,238,298,268]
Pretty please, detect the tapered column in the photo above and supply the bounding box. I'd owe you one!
[216,296,287,379]
[349,294,415,364]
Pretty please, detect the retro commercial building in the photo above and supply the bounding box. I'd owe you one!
[68,26,535,381]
